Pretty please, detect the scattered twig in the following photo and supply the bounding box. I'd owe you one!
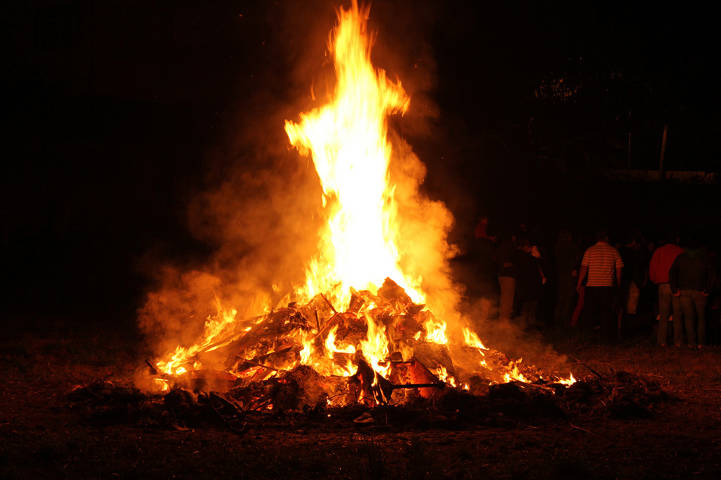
[237,346,296,364]
[208,403,246,434]
[569,423,596,435]
[242,361,281,372]
[249,398,273,412]
[569,355,604,379]
[390,383,444,390]
[145,359,158,375]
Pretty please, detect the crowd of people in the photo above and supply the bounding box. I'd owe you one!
[467,217,721,347]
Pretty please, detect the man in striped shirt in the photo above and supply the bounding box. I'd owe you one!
[577,231,624,343]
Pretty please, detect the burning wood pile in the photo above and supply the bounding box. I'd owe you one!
[150,277,574,409]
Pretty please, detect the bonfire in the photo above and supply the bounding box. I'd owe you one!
[144,1,574,409]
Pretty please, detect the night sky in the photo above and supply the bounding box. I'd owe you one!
[4,0,719,326]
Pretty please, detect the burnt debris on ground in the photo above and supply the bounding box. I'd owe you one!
[66,369,670,433]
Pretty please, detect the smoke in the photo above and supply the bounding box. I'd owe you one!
[137,137,326,358]
[388,134,570,377]
[138,2,340,357]
[389,134,460,321]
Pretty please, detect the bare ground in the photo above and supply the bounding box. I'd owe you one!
[2,321,721,480]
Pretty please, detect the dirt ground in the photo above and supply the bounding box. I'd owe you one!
[2,320,721,480]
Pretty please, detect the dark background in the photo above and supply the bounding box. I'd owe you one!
[4,0,720,328]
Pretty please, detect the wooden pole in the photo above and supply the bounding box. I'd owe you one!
[627,131,632,169]
[659,123,668,180]
[627,110,632,169]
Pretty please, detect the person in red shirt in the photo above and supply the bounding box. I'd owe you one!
[649,235,683,346]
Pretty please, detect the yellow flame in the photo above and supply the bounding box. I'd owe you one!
[463,327,488,353]
[325,325,356,357]
[424,317,448,344]
[298,327,358,378]
[503,359,529,383]
[360,313,390,378]
[156,303,238,375]
[154,378,170,392]
[299,337,313,365]
[557,373,576,386]
[284,0,422,309]
[434,366,456,387]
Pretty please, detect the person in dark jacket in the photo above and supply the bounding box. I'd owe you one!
[670,238,715,348]
[515,237,545,330]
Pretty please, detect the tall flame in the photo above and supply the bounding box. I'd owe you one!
[284,1,421,308]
